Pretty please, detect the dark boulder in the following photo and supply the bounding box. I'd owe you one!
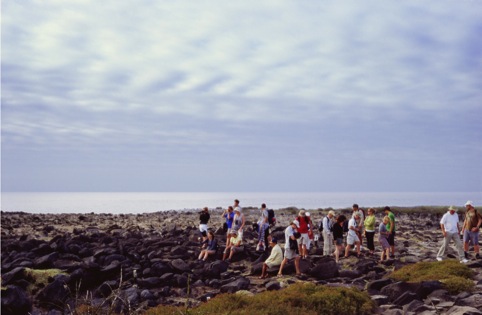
[220,277,250,293]
[1,285,32,315]
[170,259,191,273]
[34,252,59,269]
[266,281,281,291]
[1,267,26,286]
[366,278,393,292]
[37,277,71,309]
[137,277,162,288]
[309,258,338,280]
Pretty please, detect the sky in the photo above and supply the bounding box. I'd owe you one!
[1,0,482,193]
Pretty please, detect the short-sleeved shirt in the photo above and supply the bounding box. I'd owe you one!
[464,210,482,230]
[385,212,396,232]
[285,225,295,245]
[229,235,242,246]
[224,212,235,228]
[347,218,358,237]
[233,213,244,231]
[440,211,460,234]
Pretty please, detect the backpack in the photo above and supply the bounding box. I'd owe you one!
[267,209,276,226]
[359,208,366,220]
[318,218,324,232]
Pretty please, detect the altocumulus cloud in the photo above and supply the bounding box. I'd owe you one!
[2,0,482,192]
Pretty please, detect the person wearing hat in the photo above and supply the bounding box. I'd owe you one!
[223,230,244,262]
[259,237,283,279]
[436,206,468,263]
[345,213,361,258]
[277,220,301,277]
[295,210,313,259]
[462,201,482,259]
[322,210,336,256]
[232,206,245,240]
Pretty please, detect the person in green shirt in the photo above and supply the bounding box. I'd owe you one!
[384,206,396,258]
[363,208,376,255]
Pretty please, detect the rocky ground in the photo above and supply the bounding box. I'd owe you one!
[1,208,482,315]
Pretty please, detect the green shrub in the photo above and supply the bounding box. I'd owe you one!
[145,282,375,315]
[24,268,67,294]
[389,260,474,294]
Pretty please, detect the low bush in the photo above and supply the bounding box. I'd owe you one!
[389,260,474,294]
[24,268,67,294]
[145,282,375,315]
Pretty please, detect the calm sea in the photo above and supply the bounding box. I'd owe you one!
[1,192,480,214]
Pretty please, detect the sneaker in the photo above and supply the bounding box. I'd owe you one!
[476,253,481,259]
[436,257,443,261]
[464,252,469,259]
[460,258,469,264]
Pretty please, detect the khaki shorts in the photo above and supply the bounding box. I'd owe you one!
[284,248,299,260]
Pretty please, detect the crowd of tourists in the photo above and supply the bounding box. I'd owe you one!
[196,199,481,278]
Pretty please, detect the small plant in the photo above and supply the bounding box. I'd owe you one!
[24,268,67,294]
[389,260,474,294]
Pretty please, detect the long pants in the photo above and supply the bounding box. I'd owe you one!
[437,232,464,260]
[323,231,333,256]
[366,231,375,251]
[258,223,269,247]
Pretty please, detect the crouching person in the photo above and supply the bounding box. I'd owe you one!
[259,237,283,279]
[223,231,244,262]
[277,220,301,277]
[198,231,218,261]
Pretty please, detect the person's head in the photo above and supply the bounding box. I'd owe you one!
[383,216,389,224]
[261,203,266,209]
[203,207,209,212]
[231,231,238,237]
[291,220,300,229]
[207,231,215,239]
[367,208,374,216]
[228,206,234,212]
[354,213,360,220]
[234,199,240,206]
[234,208,241,215]
[298,210,306,217]
[465,200,474,211]
[269,237,278,247]
[448,205,457,214]
[352,204,359,211]
[328,210,335,218]
[336,214,346,224]
[384,206,391,214]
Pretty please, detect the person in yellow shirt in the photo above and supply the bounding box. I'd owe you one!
[364,208,376,256]
[223,231,244,262]
[259,238,283,279]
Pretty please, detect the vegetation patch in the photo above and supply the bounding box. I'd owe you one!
[145,282,375,315]
[389,260,474,294]
[24,268,67,294]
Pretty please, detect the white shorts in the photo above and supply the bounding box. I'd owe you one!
[199,224,208,235]
[347,233,360,245]
[284,248,299,260]
[297,233,309,245]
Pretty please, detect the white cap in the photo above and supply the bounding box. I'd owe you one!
[292,220,300,228]
[465,200,473,207]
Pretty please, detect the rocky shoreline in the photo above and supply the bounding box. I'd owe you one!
[1,208,482,314]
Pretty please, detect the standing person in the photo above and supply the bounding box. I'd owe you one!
[259,238,283,279]
[222,206,235,248]
[198,231,218,261]
[256,203,270,252]
[345,213,361,258]
[437,206,468,263]
[199,207,210,243]
[378,216,391,263]
[352,204,365,247]
[278,220,301,277]
[462,201,482,259]
[232,207,246,240]
[296,210,313,259]
[333,215,346,263]
[322,211,335,256]
[364,208,376,256]
[384,206,396,258]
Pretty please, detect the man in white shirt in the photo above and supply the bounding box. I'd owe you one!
[277,220,301,277]
[345,214,361,258]
[437,205,468,263]
[322,211,335,256]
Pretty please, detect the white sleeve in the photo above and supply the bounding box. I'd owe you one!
[322,217,330,232]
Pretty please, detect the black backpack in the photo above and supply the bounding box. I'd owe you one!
[318,218,324,232]
[267,209,276,226]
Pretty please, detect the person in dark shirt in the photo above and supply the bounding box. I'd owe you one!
[198,231,218,261]
[199,207,210,243]
[333,215,347,263]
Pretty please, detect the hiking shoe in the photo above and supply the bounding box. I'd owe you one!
[460,259,469,264]
[464,252,469,259]
[436,257,443,262]
[476,253,481,259]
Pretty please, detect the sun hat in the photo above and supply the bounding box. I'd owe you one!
[328,210,335,216]
[448,205,457,211]
[465,200,473,207]
[292,220,300,228]
[298,210,306,216]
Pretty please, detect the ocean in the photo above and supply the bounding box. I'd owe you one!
[1,192,480,214]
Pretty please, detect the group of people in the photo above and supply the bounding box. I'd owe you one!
[197,199,481,278]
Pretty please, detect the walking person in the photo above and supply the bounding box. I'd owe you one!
[378,216,391,263]
[296,210,313,259]
[333,215,346,263]
[322,211,335,256]
[345,213,361,258]
[436,206,468,263]
[352,204,365,248]
[364,208,376,255]
[278,220,301,277]
[462,201,482,259]
[256,203,270,252]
